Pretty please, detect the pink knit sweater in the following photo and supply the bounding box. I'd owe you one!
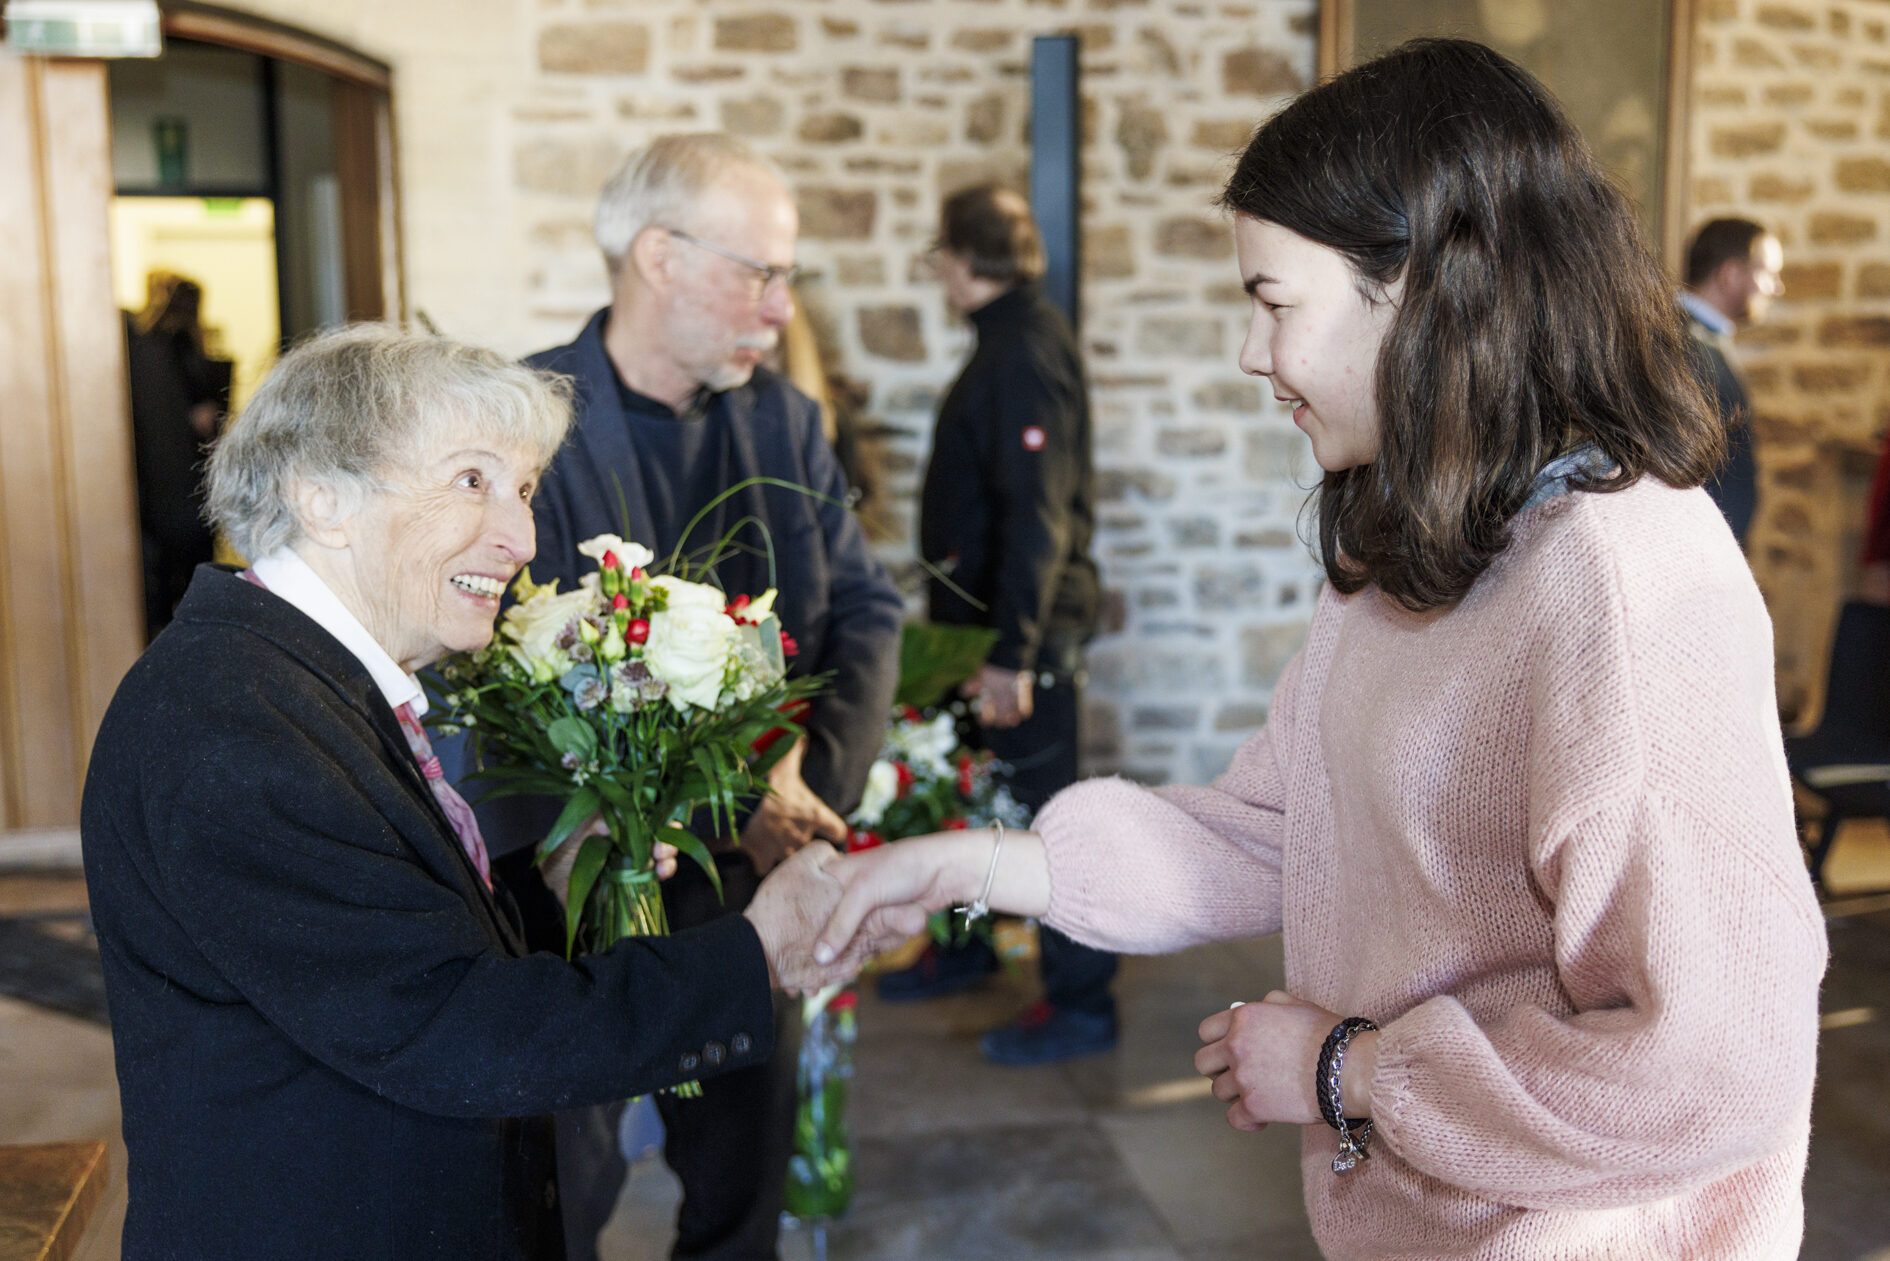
[1034,479,1828,1259]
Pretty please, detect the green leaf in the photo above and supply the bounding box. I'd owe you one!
[546,716,598,760]
[661,824,723,902]
[534,787,601,863]
[897,622,999,710]
[563,835,611,958]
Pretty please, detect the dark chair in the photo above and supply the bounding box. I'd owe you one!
[1784,600,1890,889]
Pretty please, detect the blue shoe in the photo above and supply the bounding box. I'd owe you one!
[980,1001,1118,1066]
[875,942,997,1002]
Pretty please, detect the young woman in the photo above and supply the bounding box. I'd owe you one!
[819,39,1826,1258]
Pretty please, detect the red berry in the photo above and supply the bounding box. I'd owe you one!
[627,618,650,644]
[601,551,619,569]
[611,594,629,611]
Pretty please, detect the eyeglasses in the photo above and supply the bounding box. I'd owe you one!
[662,227,801,297]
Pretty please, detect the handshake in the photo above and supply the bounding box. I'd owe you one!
[737,827,1049,993]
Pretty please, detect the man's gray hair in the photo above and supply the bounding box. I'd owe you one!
[206,324,574,560]
[593,132,784,270]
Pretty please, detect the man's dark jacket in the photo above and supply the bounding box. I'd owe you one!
[1684,308,1759,543]
[920,281,1100,671]
[81,566,774,1260]
[522,309,902,819]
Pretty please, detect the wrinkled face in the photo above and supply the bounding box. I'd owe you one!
[338,438,541,671]
[1235,215,1401,474]
[661,169,799,393]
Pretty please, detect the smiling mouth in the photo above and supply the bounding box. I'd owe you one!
[450,574,506,598]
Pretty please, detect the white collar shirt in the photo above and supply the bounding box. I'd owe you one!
[250,549,427,718]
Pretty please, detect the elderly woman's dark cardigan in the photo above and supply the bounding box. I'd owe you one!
[81,565,774,1260]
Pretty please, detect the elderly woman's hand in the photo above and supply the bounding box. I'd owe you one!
[545,816,679,910]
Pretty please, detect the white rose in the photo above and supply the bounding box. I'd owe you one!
[853,759,898,826]
[650,574,727,610]
[896,713,960,775]
[576,534,656,572]
[499,579,600,680]
[643,604,737,711]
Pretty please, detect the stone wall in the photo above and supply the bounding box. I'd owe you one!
[1688,0,1890,721]
[216,0,1325,786]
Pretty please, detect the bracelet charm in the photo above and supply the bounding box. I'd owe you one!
[1315,1015,1379,1175]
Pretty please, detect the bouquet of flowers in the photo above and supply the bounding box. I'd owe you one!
[434,533,823,959]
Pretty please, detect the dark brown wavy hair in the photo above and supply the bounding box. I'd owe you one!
[1219,39,1720,611]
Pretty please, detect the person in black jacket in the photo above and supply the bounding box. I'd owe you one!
[80,325,893,1261]
[1679,218,1784,546]
[469,133,902,1261]
[876,184,1111,1066]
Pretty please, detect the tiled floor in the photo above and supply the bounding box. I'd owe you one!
[5,818,1890,1260]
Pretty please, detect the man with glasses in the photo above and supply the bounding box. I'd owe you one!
[484,132,901,1261]
[1680,218,1785,546]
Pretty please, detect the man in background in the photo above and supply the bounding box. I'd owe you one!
[1680,217,1785,545]
[482,133,902,1261]
[877,184,1110,1067]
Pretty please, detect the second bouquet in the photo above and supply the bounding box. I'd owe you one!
[435,532,823,960]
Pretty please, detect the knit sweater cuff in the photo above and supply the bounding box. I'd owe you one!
[1030,778,1127,950]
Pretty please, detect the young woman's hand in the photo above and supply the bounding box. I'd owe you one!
[1195,991,1376,1133]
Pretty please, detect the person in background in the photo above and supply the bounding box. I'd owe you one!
[875,184,1110,1068]
[1680,217,1785,546]
[818,40,1825,1260]
[125,273,232,638]
[83,325,894,1261]
[467,133,903,1261]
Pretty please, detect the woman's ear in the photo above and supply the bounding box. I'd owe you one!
[289,477,351,550]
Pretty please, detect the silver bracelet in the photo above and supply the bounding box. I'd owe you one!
[961,821,1004,925]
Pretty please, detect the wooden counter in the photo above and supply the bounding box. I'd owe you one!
[0,1141,109,1261]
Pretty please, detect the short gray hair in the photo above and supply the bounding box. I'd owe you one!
[206,324,574,560]
[593,132,784,270]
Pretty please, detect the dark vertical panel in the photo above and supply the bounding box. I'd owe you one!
[1030,34,1080,331]
[331,76,385,321]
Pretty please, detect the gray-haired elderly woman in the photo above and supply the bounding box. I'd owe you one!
[80,325,887,1261]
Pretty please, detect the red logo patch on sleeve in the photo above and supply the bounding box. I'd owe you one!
[1021,425,1047,451]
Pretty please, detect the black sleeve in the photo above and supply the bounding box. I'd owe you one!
[984,353,1083,673]
[793,402,902,815]
[158,737,776,1118]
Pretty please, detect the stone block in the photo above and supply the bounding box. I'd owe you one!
[1197,564,1265,607]
[1693,176,1735,204]
[966,93,1006,145]
[835,255,885,286]
[1241,622,1309,687]
[1857,262,1890,297]
[1116,100,1167,181]
[952,28,1012,52]
[859,305,926,361]
[799,113,864,143]
[1136,587,1181,608]
[1710,122,1787,157]
[1792,362,1872,392]
[714,14,796,52]
[1819,317,1890,347]
[1168,517,1219,547]
[844,67,901,102]
[1156,427,1229,456]
[1234,528,1297,549]
[1809,211,1878,244]
[797,187,878,239]
[1836,156,1890,191]
[1700,85,1749,108]
[1191,119,1254,151]
[1096,468,1178,502]
[720,95,784,137]
[1756,4,1817,29]
[671,65,744,84]
[1740,322,1803,346]
[1780,262,1841,299]
[1732,37,1787,68]
[1222,46,1304,97]
[1763,83,1815,106]
[1154,215,1230,259]
[1795,44,1842,70]
[1135,25,1179,74]
[1193,380,1260,412]
[539,21,650,73]
[1084,224,1136,279]
[1137,316,1224,358]
[880,27,929,50]
[1130,706,1200,733]
[938,157,1028,196]
[1748,173,1814,203]
[1807,119,1861,141]
[515,137,623,197]
[1213,702,1268,732]
[821,16,859,37]
[881,383,939,413]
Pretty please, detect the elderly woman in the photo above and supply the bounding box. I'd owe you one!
[81,325,881,1260]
